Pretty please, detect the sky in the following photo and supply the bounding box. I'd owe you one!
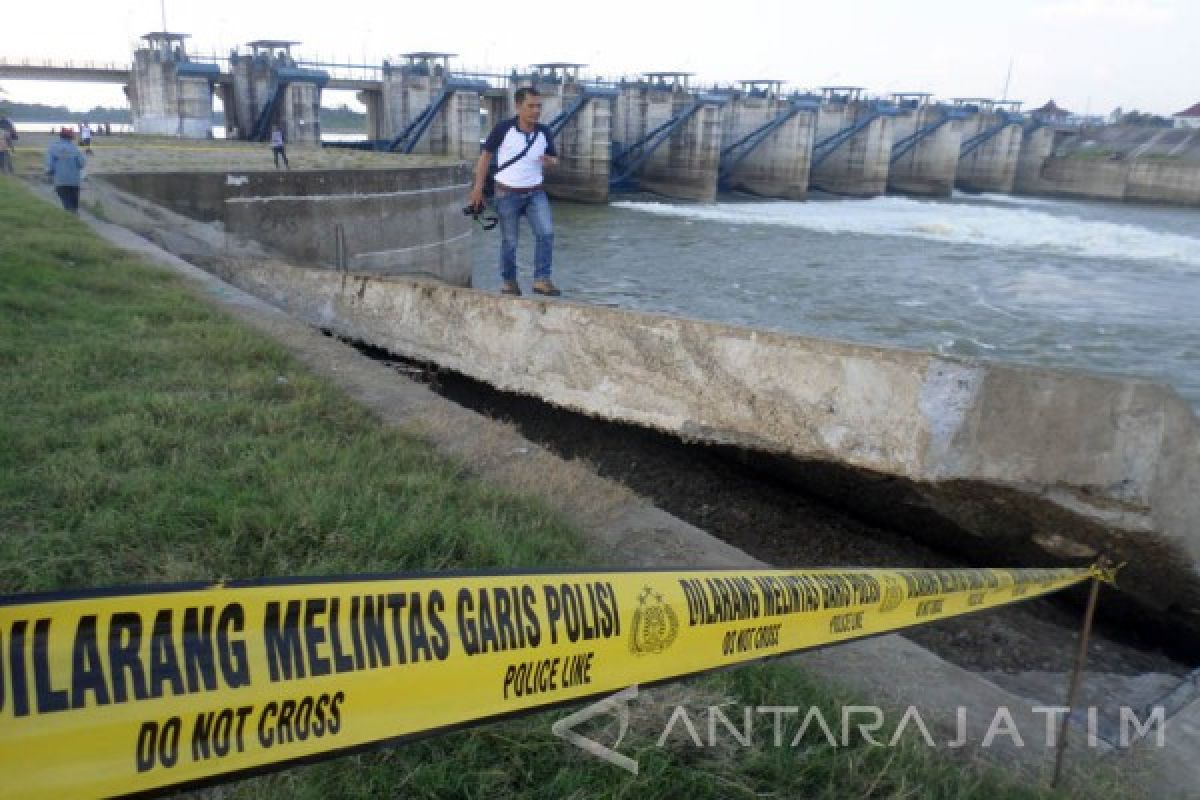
[1,0,1197,116]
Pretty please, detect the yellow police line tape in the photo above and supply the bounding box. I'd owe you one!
[0,564,1114,798]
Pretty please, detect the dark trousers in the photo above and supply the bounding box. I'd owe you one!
[273,145,289,168]
[55,185,80,213]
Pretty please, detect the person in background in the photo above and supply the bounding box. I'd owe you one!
[270,125,289,169]
[79,121,93,154]
[45,128,86,213]
[0,118,16,175]
[0,127,14,175]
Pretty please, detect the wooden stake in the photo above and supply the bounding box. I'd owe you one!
[1052,573,1102,788]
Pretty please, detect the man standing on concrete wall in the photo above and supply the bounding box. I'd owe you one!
[469,87,561,296]
[44,128,86,213]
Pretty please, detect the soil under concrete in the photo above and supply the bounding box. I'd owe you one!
[351,343,1194,685]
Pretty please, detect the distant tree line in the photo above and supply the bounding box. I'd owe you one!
[1108,107,1173,128]
[0,102,132,123]
[0,100,366,131]
[320,104,368,131]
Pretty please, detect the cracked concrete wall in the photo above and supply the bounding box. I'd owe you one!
[203,267,1200,632]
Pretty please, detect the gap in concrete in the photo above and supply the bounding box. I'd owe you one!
[336,334,1195,681]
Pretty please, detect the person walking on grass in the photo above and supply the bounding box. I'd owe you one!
[270,125,289,169]
[45,128,86,213]
[468,86,561,297]
[0,127,14,175]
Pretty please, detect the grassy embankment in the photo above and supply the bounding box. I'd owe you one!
[0,174,1087,798]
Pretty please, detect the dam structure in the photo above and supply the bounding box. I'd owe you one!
[10,37,1200,206]
[808,87,896,197]
[43,31,333,143]
[610,72,727,202]
[717,81,818,200]
[887,93,967,197]
[954,99,1026,194]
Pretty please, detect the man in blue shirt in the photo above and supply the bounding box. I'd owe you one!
[45,128,86,213]
[469,87,561,296]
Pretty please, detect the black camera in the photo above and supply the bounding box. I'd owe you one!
[462,201,498,231]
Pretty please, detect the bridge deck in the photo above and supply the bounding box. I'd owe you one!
[0,64,132,84]
[0,63,385,94]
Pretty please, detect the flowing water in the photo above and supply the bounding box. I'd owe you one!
[472,191,1200,411]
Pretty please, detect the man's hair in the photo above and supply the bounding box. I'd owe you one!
[514,86,541,106]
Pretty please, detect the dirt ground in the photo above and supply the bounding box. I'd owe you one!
[359,348,1191,683]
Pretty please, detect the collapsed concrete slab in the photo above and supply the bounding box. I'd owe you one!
[191,265,1199,633]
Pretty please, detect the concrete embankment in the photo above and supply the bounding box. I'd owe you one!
[101,166,472,280]
[1018,125,1200,206]
[194,258,1200,637]
[66,136,473,282]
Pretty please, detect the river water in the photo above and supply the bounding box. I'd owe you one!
[472,191,1200,412]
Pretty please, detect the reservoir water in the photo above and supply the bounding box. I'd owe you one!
[472,191,1200,412]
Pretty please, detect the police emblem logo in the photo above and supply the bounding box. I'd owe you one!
[629,586,679,656]
[879,575,904,613]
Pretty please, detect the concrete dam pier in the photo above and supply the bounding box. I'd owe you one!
[809,88,895,197]
[887,94,965,197]
[612,73,725,202]
[954,99,1025,194]
[718,81,817,200]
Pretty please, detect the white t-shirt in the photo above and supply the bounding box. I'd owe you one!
[484,117,557,189]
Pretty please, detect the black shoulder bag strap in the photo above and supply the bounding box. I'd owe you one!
[497,127,542,174]
[486,126,541,197]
